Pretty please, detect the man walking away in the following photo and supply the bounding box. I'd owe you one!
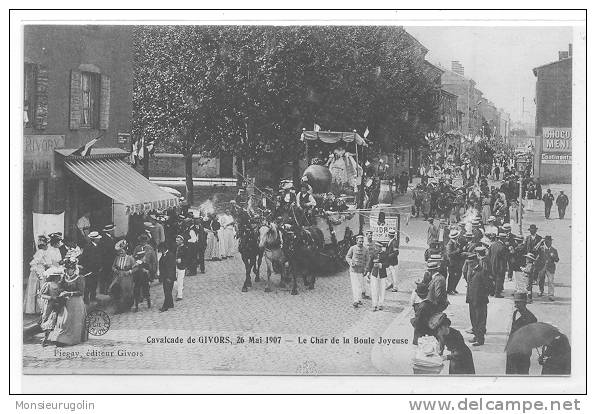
[488,233,509,298]
[505,292,537,374]
[556,190,569,219]
[345,235,370,309]
[537,236,559,301]
[466,246,493,346]
[158,242,176,312]
[542,189,554,219]
[174,235,188,301]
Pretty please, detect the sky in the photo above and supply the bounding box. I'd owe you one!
[405,26,574,123]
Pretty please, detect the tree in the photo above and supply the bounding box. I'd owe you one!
[132,26,228,205]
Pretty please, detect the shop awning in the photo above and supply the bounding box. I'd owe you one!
[64,157,179,215]
[300,130,368,146]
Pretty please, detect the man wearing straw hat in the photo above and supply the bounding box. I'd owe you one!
[446,229,463,295]
[466,246,492,346]
[79,231,102,304]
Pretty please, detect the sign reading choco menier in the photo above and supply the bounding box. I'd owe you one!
[541,127,572,165]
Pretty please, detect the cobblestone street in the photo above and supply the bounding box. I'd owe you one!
[23,249,415,374]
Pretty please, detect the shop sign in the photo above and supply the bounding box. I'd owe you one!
[541,153,572,165]
[542,127,572,153]
[23,135,65,179]
[370,216,398,244]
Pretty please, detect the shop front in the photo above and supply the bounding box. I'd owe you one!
[55,148,179,242]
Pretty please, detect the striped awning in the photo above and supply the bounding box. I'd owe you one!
[64,157,179,215]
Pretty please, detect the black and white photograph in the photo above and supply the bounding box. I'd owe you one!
[10,9,587,395]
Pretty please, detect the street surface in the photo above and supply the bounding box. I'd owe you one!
[23,181,572,375]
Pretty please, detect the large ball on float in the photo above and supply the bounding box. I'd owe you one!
[302,165,332,194]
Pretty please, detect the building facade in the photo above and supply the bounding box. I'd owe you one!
[532,46,572,183]
[440,68,483,137]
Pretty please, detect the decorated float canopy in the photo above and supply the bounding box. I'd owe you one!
[300,130,368,146]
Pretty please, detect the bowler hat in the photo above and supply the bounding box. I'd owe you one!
[544,235,553,241]
[528,224,538,231]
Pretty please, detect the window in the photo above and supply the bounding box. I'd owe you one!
[80,71,100,128]
[24,63,38,127]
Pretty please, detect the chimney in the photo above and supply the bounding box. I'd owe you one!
[451,61,464,76]
[569,43,573,57]
[558,51,569,60]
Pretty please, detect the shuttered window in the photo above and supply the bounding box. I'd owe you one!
[24,63,37,127]
[24,63,49,129]
[70,69,110,130]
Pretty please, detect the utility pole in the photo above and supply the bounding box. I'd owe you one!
[518,174,523,235]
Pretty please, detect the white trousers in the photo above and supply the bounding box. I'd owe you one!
[388,265,399,289]
[370,276,386,308]
[360,273,369,295]
[544,269,555,297]
[349,270,363,303]
[174,268,185,299]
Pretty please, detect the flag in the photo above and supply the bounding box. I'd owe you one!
[130,137,139,165]
[71,135,102,156]
[364,127,369,138]
[313,123,321,132]
[137,136,145,160]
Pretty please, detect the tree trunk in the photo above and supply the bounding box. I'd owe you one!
[292,157,301,189]
[184,153,194,206]
[235,154,244,186]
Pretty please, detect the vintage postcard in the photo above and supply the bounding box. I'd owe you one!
[10,9,587,394]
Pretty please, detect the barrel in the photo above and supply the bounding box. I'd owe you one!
[378,179,393,204]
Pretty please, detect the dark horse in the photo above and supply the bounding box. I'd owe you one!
[235,207,264,293]
[283,224,325,295]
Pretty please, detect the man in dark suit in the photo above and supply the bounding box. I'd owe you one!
[385,229,400,292]
[99,224,116,294]
[524,224,543,255]
[506,293,538,374]
[79,231,103,304]
[488,233,509,298]
[158,242,177,312]
[466,247,493,346]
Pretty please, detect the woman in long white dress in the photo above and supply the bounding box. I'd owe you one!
[24,236,52,314]
[219,210,236,258]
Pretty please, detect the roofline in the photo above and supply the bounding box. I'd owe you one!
[532,57,572,76]
[424,60,444,74]
[402,28,429,55]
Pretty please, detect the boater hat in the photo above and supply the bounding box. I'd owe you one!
[449,230,460,239]
[524,253,537,261]
[355,234,364,240]
[88,231,102,240]
[102,223,115,232]
[388,229,396,235]
[488,216,496,222]
[426,261,440,270]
